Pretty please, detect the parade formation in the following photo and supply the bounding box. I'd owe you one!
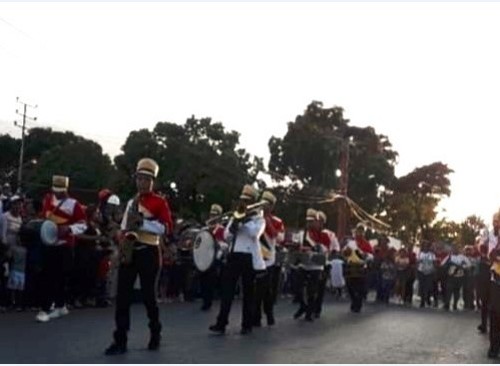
[0,157,500,361]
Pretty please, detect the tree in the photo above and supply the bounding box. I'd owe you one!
[0,128,114,202]
[114,116,264,220]
[459,215,486,246]
[0,134,21,184]
[386,162,454,243]
[23,138,114,202]
[268,101,398,229]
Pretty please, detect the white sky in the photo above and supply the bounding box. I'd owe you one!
[1,2,499,224]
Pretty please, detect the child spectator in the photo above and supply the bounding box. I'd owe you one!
[7,240,27,310]
[328,251,345,299]
[395,247,411,304]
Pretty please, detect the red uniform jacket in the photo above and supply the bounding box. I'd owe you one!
[264,214,285,244]
[122,192,174,236]
[41,193,87,246]
[355,234,374,254]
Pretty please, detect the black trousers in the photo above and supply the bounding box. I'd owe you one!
[296,269,320,317]
[24,263,42,308]
[290,268,302,303]
[178,261,195,301]
[477,281,490,330]
[463,274,475,309]
[346,277,366,312]
[254,266,275,323]
[114,246,161,340]
[404,273,415,304]
[216,253,255,329]
[490,283,500,353]
[418,272,434,306]
[0,264,8,307]
[41,246,72,312]
[445,277,463,309]
[270,265,281,305]
[73,246,98,303]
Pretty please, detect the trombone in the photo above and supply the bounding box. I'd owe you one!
[205,200,269,226]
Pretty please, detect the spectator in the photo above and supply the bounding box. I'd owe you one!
[404,245,417,306]
[0,183,13,213]
[417,241,436,308]
[1,196,25,310]
[328,251,345,299]
[477,243,490,334]
[463,245,478,310]
[73,205,102,308]
[394,247,411,304]
[378,247,397,304]
[343,245,368,313]
[443,245,471,311]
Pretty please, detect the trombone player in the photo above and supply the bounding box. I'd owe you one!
[254,191,285,327]
[105,158,173,356]
[209,185,266,335]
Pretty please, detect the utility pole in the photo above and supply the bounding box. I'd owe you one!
[337,137,350,242]
[14,97,37,193]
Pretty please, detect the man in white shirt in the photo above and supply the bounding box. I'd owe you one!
[209,185,265,335]
[487,212,500,255]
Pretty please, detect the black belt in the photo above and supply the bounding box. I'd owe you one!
[134,243,149,250]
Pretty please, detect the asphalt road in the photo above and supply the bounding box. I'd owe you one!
[0,297,493,364]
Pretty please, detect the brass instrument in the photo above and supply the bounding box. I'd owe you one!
[121,195,143,264]
[205,200,269,226]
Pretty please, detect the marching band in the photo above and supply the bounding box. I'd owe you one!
[3,157,500,360]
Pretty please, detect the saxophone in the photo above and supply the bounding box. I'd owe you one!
[121,195,143,264]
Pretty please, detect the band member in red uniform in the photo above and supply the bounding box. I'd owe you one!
[36,175,87,323]
[199,204,227,311]
[254,191,285,327]
[314,211,339,318]
[105,158,173,355]
[294,209,328,322]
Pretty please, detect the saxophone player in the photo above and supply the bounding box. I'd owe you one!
[105,158,173,356]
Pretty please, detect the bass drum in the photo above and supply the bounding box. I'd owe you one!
[193,230,217,272]
[19,219,58,246]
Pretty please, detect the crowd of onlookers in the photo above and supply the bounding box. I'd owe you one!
[0,181,487,316]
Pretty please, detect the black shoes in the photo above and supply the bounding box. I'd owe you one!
[240,327,252,335]
[477,324,487,334]
[200,303,211,311]
[314,313,321,319]
[148,334,161,351]
[104,343,127,356]
[305,315,314,322]
[488,349,498,359]
[209,324,226,334]
[294,308,305,320]
[267,315,275,326]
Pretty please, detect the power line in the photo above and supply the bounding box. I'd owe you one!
[0,16,33,40]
